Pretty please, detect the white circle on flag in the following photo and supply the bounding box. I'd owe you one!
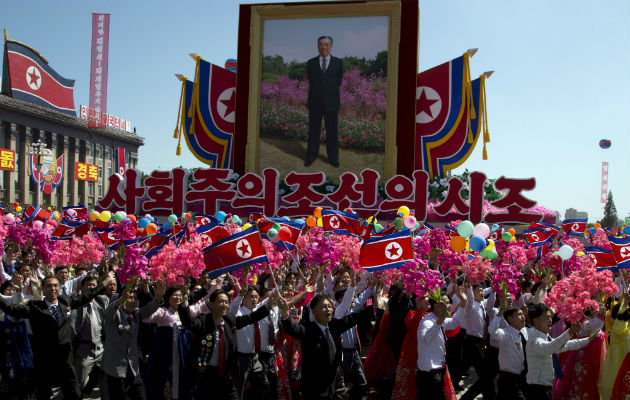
[26,66,42,90]
[620,246,630,259]
[416,86,441,124]
[330,216,340,229]
[119,167,125,175]
[216,88,236,123]
[531,234,539,242]
[236,239,252,258]
[384,242,403,260]
[571,223,579,231]
[65,228,75,235]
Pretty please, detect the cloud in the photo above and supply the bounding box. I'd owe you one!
[337,24,388,59]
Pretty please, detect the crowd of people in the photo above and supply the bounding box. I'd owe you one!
[0,239,629,400]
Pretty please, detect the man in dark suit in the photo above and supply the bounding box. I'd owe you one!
[305,35,344,168]
[178,288,278,400]
[278,293,374,400]
[0,271,116,400]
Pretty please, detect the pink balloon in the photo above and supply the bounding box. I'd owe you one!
[4,214,15,224]
[473,223,490,239]
[404,215,417,229]
[48,219,57,227]
[33,220,43,229]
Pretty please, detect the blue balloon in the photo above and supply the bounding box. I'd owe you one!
[138,218,150,228]
[216,211,227,222]
[589,227,597,235]
[282,216,291,222]
[469,235,486,252]
[294,219,305,227]
[162,222,172,230]
[491,224,500,233]
[623,226,630,235]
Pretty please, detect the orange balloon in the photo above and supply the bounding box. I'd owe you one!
[450,236,467,252]
[314,207,323,218]
[146,223,158,235]
[508,228,516,237]
[306,216,316,228]
[594,223,601,229]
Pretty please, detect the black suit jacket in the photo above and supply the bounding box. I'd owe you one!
[179,303,270,377]
[281,305,374,396]
[0,283,106,368]
[307,55,343,112]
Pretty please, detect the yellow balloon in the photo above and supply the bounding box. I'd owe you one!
[16,206,22,213]
[397,205,410,218]
[576,251,585,257]
[465,240,470,251]
[485,239,495,251]
[510,236,516,242]
[100,210,112,222]
[317,217,323,227]
[242,223,252,230]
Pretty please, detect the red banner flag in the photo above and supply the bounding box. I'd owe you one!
[88,13,110,129]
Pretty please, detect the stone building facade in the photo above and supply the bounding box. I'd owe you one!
[0,94,143,210]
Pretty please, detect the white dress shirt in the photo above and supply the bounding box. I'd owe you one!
[234,303,278,354]
[525,327,590,386]
[319,55,331,71]
[489,315,528,374]
[417,306,465,371]
[464,288,492,339]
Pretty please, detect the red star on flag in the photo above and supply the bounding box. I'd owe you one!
[417,88,439,118]
[220,90,235,117]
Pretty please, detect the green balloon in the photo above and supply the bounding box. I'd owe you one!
[394,219,404,229]
[501,232,512,242]
[488,250,498,260]
[272,222,281,231]
[480,249,491,258]
[113,214,123,222]
[414,222,421,231]
[374,223,383,232]
[457,220,474,238]
[626,217,630,225]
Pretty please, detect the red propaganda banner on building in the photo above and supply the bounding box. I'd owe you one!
[117,147,126,175]
[98,168,554,225]
[75,162,98,182]
[601,162,608,203]
[0,149,15,171]
[88,13,110,129]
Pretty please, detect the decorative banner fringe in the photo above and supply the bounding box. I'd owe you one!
[173,75,188,156]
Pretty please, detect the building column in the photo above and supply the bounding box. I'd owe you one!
[17,125,28,205]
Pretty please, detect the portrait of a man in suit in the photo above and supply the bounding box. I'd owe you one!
[305,36,344,167]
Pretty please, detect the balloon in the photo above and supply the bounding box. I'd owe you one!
[272,223,282,231]
[485,239,495,251]
[508,228,516,237]
[469,235,486,252]
[314,207,322,218]
[267,228,278,240]
[128,215,137,222]
[185,213,192,220]
[594,223,601,229]
[501,232,511,242]
[168,214,178,224]
[491,224,500,233]
[4,214,14,224]
[626,217,630,225]
[599,139,611,149]
[100,210,112,222]
[216,211,226,222]
[488,250,498,260]
[145,223,158,235]
[33,220,43,230]
[242,223,252,230]
[510,236,516,242]
[89,211,100,222]
[231,215,240,224]
[558,245,574,261]
[12,202,18,208]
[589,227,597,235]
[393,218,404,229]
[374,223,383,232]
[624,226,630,235]
[397,205,410,218]
[576,251,585,257]
[345,208,353,214]
[306,216,316,228]
[113,213,123,222]
[294,219,305,227]
[270,235,280,243]
[281,216,291,222]
[162,222,172,230]
[138,218,149,228]
[367,216,376,224]
[317,218,323,227]
[15,206,22,213]
[450,236,466,252]
[480,249,492,258]
[473,223,490,239]
[278,226,291,242]
[457,220,474,238]
[404,215,417,229]
[67,208,77,218]
[415,222,421,231]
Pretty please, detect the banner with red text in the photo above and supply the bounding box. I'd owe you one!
[88,13,110,129]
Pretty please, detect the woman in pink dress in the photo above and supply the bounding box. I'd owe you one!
[611,330,630,400]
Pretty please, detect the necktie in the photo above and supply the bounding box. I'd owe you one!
[62,286,68,296]
[254,321,261,353]
[354,326,362,352]
[51,305,63,327]
[325,327,335,363]
[547,335,564,380]
[127,315,133,325]
[267,316,276,346]
[218,325,226,376]
[519,331,528,375]
[322,57,327,73]
[88,304,101,345]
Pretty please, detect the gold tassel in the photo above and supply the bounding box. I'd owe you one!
[482,144,487,160]
[176,143,182,156]
[187,56,201,134]
[464,53,476,121]
[482,76,490,143]
[174,77,185,139]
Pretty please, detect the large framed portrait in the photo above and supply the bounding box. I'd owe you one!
[233,0,419,180]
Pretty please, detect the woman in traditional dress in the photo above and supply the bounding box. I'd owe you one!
[143,285,193,400]
[611,325,630,400]
[600,293,630,400]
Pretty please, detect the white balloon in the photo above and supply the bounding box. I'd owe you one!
[558,245,574,261]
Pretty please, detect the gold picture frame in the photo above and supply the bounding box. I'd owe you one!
[244,1,402,179]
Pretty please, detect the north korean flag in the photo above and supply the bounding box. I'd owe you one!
[203,227,268,278]
[196,221,230,247]
[584,246,617,270]
[168,224,186,246]
[523,228,555,247]
[257,218,302,249]
[195,214,218,227]
[358,220,374,242]
[533,242,552,264]
[322,210,361,236]
[4,41,75,115]
[561,219,587,236]
[489,227,504,242]
[422,222,435,231]
[360,230,414,272]
[135,234,169,259]
[0,206,5,217]
[608,236,630,269]
[63,205,88,219]
[51,218,91,240]
[248,209,264,223]
[528,222,560,237]
[23,205,51,226]
[444,225,458,238]
[371,224,397,237]
[96,228,119,250]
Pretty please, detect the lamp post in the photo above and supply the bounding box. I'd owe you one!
[29,139,47,207]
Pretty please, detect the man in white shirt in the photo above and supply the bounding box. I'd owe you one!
[525,303,597,399]
[416,287,467,400]
[489,304,528,400]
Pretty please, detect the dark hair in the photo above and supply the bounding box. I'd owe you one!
[20,250,31,257]
[472,283,483,291]
[317,35,333,45]
[310,293,334,310]
[244,285,260,297]
[428,297,438,311]
[0,281,16,295]
[284,272,297,282]
[42,276,60,287]
[15,263,30,272]
[81,276,98,287]
[209,289,229,303]
[54,265,69,274]
[259,286,272,298]
[521,279,535,292]
[163,286,184,305]
[334,289,347,303]
[503,307,521,321]
[528,303,549,321]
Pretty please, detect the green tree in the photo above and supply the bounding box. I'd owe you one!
[601,191,618,230]
[364,50,388,77]
[287,61,307,80]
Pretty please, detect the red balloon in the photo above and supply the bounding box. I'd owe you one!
[278,226,291,242]
[127,215,137,222]
[136,228,146,237]
[548,254,562,266]
[12,202,18,208]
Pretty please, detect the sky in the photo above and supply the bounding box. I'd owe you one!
[263,16,389,62]
[1,0,628,221]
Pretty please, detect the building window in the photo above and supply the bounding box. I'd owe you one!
[95,145,101,159]
[105,146,111,160]
[88,182,94,196]
[107,167,112,178]
[98,183,103,197]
